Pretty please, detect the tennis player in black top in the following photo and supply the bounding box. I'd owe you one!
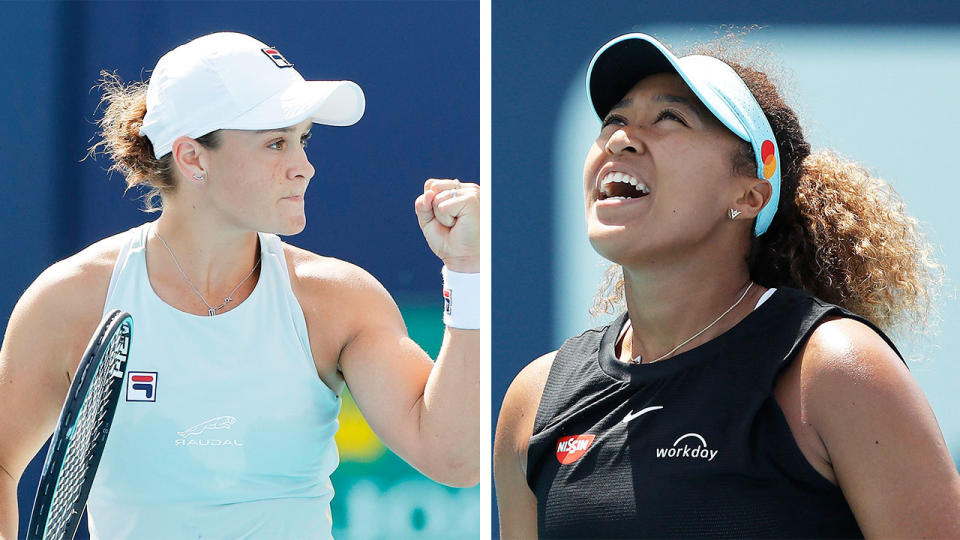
[495,33,960,538]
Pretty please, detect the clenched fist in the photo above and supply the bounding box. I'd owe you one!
[415,178,480,273]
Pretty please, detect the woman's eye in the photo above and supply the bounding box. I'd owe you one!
[269,140,286,150]
[601,114,627,129]
[656,109,687,125]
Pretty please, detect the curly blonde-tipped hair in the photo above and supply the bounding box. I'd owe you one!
[592,44,943,339]
[88,71,220,212]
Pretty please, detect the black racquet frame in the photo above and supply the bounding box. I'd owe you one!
[26,309,133,540]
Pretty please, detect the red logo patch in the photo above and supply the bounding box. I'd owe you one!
[555,434,595,464]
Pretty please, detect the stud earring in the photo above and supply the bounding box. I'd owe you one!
[192,171,206,182]
[728,208,741,220]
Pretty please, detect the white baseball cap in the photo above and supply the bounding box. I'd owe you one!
[140,32,365,158]
[587,33,781,236]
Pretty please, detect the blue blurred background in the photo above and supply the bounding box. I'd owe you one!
[493,1,960,535]
[0,1,479,538]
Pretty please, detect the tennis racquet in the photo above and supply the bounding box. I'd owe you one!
[27,310,133,540]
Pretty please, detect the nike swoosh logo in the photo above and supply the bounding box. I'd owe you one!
[621,405,664,424]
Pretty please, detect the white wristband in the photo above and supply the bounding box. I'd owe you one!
[442,266,481,329]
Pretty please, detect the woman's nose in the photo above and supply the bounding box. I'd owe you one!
[605,128,642,155]
[291,147,315,181]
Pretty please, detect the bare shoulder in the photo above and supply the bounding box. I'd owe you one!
[800,317,908,398]
[281,242,390,303]
[277,242,401,387]
[0,231,129,478]
[496,351,557,466]
[8,232,128,353]
[796,320,960,535]
[505,351,557,414]
[494,352,554,537]
[46,231,127,286]
[796,316,917,431]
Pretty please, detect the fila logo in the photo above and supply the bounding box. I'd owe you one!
[443,288,452,315]
[261,47,294,68]
[555,434,595,464]
[621,405,663,424]
[126,371,157,402]
[655,432,719,462]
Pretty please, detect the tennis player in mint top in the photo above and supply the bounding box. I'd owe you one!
[0,32,480,538]
[495,32,960,538]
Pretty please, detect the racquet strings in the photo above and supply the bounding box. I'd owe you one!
[39,320,130,539]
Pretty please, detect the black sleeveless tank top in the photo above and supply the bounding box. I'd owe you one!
[526,287,901,539]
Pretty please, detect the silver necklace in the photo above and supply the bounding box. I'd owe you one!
[627,281,754,364]
[155,230,261,316]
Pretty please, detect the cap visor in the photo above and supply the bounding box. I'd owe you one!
[588,34,674,120]
[221,79,365,131]
[303,80,365,127]
[587,34,749,140]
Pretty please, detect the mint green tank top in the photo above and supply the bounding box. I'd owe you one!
[87,223,341,539]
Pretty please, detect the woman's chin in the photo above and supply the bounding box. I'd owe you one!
[587,233,637,265]
[587,227,668,269]
[272,216,307,236]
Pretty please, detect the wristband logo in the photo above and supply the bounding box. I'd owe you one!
[556,434,595,464]
[443,288,452,315]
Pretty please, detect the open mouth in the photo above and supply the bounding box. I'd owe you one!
[598,171,650,201]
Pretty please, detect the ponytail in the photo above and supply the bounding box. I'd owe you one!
[750,150,941,332]
[89,71,221,212]
[89,71,173,212]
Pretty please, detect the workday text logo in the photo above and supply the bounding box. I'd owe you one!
[655,433,718,462]
[175,415,244,447]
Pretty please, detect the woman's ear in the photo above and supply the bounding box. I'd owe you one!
[735,179,772,219]
[170,136,206,183]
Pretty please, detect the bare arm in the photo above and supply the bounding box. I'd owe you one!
[802,318,960,537]
[0,252,111,538]
[494,352,554,539]
[326,276,478,486]
[304,179,481,487]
